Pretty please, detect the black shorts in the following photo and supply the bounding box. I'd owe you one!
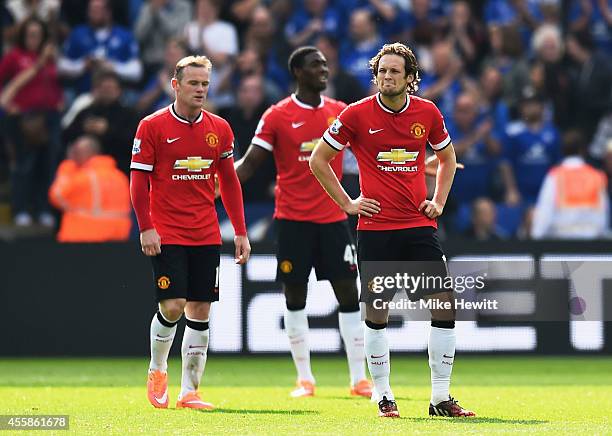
[358,226,449,301]
[151,245,220,303]
[276,219,358,284]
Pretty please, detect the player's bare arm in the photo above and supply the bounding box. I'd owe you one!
[310,139,381,217]
[425,154,464,177]
[234,144,270,183]
[419,144,457,219]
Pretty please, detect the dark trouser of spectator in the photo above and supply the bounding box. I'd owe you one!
[5,110,61,226]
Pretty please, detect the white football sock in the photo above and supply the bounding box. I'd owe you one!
[364,324,393,400]
[284,308,314,383]
[429,326,456,405]
[179,318,209,399]
[338,310,366,385]
[149,312,177,372]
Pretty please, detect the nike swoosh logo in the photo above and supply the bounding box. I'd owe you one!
[154,391,168,404]
[443,354,454,359]
[166,137,180,143]
[292,122,305,128]
[369,128,384,134]
[189,345,207,349]
[370,353,386,359]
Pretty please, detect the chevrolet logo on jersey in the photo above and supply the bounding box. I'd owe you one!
[299,139,319,161]
[376,149,419,164]
[173,156,213,180]
[300,140,318,153]
[174,156,213,172]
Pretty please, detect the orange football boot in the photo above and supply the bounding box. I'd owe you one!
[350,379,373,397]
[290,380,315,398]
[147,370,168,408]
[176,391,215,410]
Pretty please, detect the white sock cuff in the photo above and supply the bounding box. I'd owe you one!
[185,316,209,323]
[365,324,386,336]
[430,326,456,337]
[338,310,361,324]
[284,308,308,328]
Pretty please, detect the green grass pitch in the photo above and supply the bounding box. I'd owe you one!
[1,356,611,435]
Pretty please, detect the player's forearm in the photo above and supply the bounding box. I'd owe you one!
[309,151,351,211]
[218,161,247,236]
[432,150,457,208]
[130,170,153,232]
[234,157,254,184]
[234,145,268,183]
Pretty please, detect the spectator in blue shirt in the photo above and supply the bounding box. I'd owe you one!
[58,0,142,93]
[419,40,466,118]
[446,92,503,205]
[500,89,561,206]
[135,37,188,115]
[568,0,612,53]
[334,0,406,39]
[479,65,510,136]
[483,0,542,44]
[339,8,383,92]
[285,0,341,48]
[402,0,445,46]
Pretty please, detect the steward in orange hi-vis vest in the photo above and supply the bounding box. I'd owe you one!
[49,138,131,242]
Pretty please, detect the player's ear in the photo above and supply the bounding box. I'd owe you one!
[171,77,179,91]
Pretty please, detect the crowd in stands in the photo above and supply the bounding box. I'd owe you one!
[1,0,611,242]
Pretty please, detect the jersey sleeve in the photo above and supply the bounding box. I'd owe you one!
[322,105,357,151]
[130,118,155,172]
[251,106,276,152]
[220,119,235,160]
[428,103,451,151]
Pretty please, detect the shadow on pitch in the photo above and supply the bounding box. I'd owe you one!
[405,417,548,425]
[209,408,319,416]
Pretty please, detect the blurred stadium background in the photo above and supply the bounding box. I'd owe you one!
[1,0,611,355]
[2,1,612,433]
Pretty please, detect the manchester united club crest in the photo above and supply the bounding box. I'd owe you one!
[280,260,293,273]
[205,132,219,147]
[410,122,426,139]
[157,276,171,290]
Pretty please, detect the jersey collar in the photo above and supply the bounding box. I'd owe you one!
[376,93,410,114]
[291,93,325,109]
[169,104,204,124]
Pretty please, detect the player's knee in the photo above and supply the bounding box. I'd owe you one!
[283,283,307,311]
[159,299,185,322]
[331,279,359,310]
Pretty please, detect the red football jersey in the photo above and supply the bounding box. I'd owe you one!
[251,94,347,223]
[130,105,235,245]
[322,93,451,231]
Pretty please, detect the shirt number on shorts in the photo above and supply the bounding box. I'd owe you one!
[343,244,357,266]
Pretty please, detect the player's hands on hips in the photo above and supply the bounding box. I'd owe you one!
[140,228,161,256]
[343,196,381,217]
[419,200,444,219]
[234,235,251,264]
